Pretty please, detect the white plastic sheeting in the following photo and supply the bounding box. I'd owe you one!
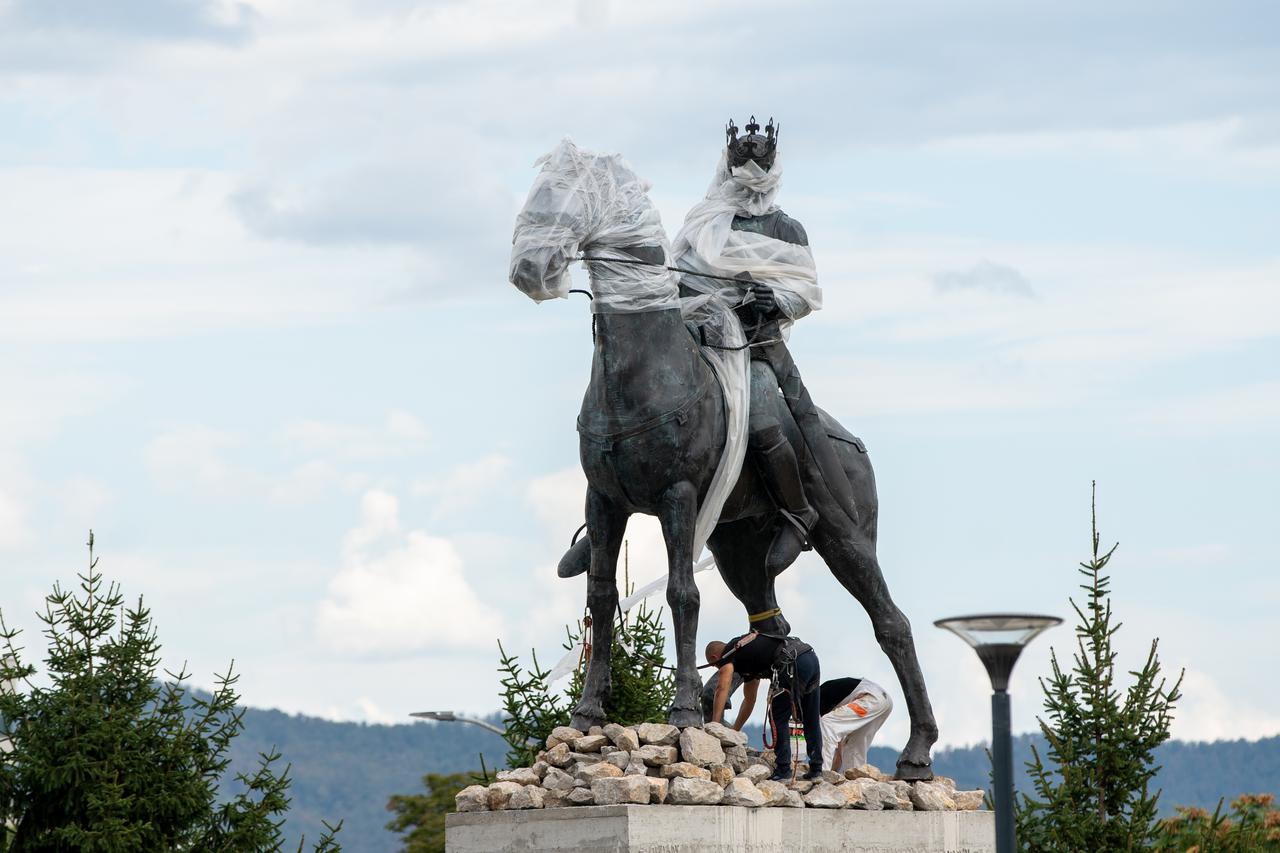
[671,152,822,333]
[510,139,680,314]
[510,141,770,690]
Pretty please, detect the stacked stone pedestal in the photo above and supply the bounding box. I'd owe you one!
[450,723,990,850]
[446,804,995,852]
[455,722,983,815]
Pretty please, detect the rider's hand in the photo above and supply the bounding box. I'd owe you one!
[751,282,777,317]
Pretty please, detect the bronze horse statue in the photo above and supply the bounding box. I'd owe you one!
[509,141,937,780]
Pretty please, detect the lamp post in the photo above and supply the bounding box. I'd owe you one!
[935,614,1061,853]
[409,710,509,738]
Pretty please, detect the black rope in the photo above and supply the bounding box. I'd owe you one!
[577,254,750,285]
[566,258,774,349]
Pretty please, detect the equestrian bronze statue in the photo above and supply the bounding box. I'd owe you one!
[508,122,938,780]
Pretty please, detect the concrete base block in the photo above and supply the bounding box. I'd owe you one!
[446,804,995,852]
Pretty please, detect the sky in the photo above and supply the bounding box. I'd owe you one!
[1,0,1277,752]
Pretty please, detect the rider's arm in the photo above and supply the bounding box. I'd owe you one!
[711,664,735,724]
[732,678,758,731]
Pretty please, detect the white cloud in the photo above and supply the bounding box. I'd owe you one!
[934,259,1035,298]
[316,489,503,654]
[144,413,424,501]
[1170,669,1280,743]
[411,452,511,511]
[145,425,246,496]
[279,411,429,460]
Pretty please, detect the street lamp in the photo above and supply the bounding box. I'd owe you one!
[935,613,1061,853]
[409,711,508,739]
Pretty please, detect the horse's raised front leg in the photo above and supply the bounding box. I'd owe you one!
[812,526,939,781]
[659,480,703,728]
[569,487,627,732]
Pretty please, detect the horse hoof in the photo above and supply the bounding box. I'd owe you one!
[667,708,703,729]
[894,760,934,782]
[571,713,604,732]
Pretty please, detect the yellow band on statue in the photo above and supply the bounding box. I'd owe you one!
[748,608,782,622]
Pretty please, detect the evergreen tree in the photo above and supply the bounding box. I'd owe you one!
[495,595,675,769]
[0,533,340,852]
[384,772,474,853]
[495,551,675,770]
[1017,487,1184,852]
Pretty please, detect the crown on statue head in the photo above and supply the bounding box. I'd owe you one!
[725,115,779,169]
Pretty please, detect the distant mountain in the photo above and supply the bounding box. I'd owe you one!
[224,707,507,853]
[869,734,1280,812]
[228,705,1279,853]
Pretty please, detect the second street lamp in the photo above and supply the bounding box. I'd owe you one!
[935,613,1061,853]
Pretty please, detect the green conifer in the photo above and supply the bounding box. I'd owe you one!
[0,533,340,851]
[1017,487,1183,852]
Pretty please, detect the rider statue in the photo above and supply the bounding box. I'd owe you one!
[672,116,847,578]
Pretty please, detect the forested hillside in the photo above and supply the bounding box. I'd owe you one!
[227,705,1279,853]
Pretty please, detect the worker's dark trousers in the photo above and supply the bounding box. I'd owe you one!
[771,650,823,771]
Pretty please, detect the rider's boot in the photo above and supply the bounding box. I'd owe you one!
[752,425,819,575]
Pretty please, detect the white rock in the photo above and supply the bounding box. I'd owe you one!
[740,764,772,784]
[575,761,623,784]
[844,763,891,782]
[709,764,734,787]
[566,786,595,806]
[508,785,544,810]
[783,790,806,808]
[568,751,602,765]
[604,750,630,770]
[887,780,914,811]
[543,742,573,768]
[636,744,679,766]
[725,745,750,773]
[573,734,609,753]
[624,758,648,776]
[756,779,790,807]
[530,760,549,780]
[721,778,768,807]
[591,775,651,805]
[678,727,726,767]
[836,779,877,810]
[604,723,641,752]
[588,725,604,736]
[802,782,846,808]
[661,762,712,780]
[646,777,669,804]
[910,781,957,811]
[666,776,724,805]
[634,722,680,746]
[954,789,985,810]
[454,785,489,812]
[704,721,749,748]
[541,789,571,809]
[496,767,540,786]
[487,781,524,810]
[541,766,576,792]
[546,726,583,749]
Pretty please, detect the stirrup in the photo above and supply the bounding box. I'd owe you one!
[776,508,813,551]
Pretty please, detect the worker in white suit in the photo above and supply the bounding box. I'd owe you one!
[818,677,893,773]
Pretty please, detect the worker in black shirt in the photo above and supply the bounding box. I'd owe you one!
[705,631,823,782]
